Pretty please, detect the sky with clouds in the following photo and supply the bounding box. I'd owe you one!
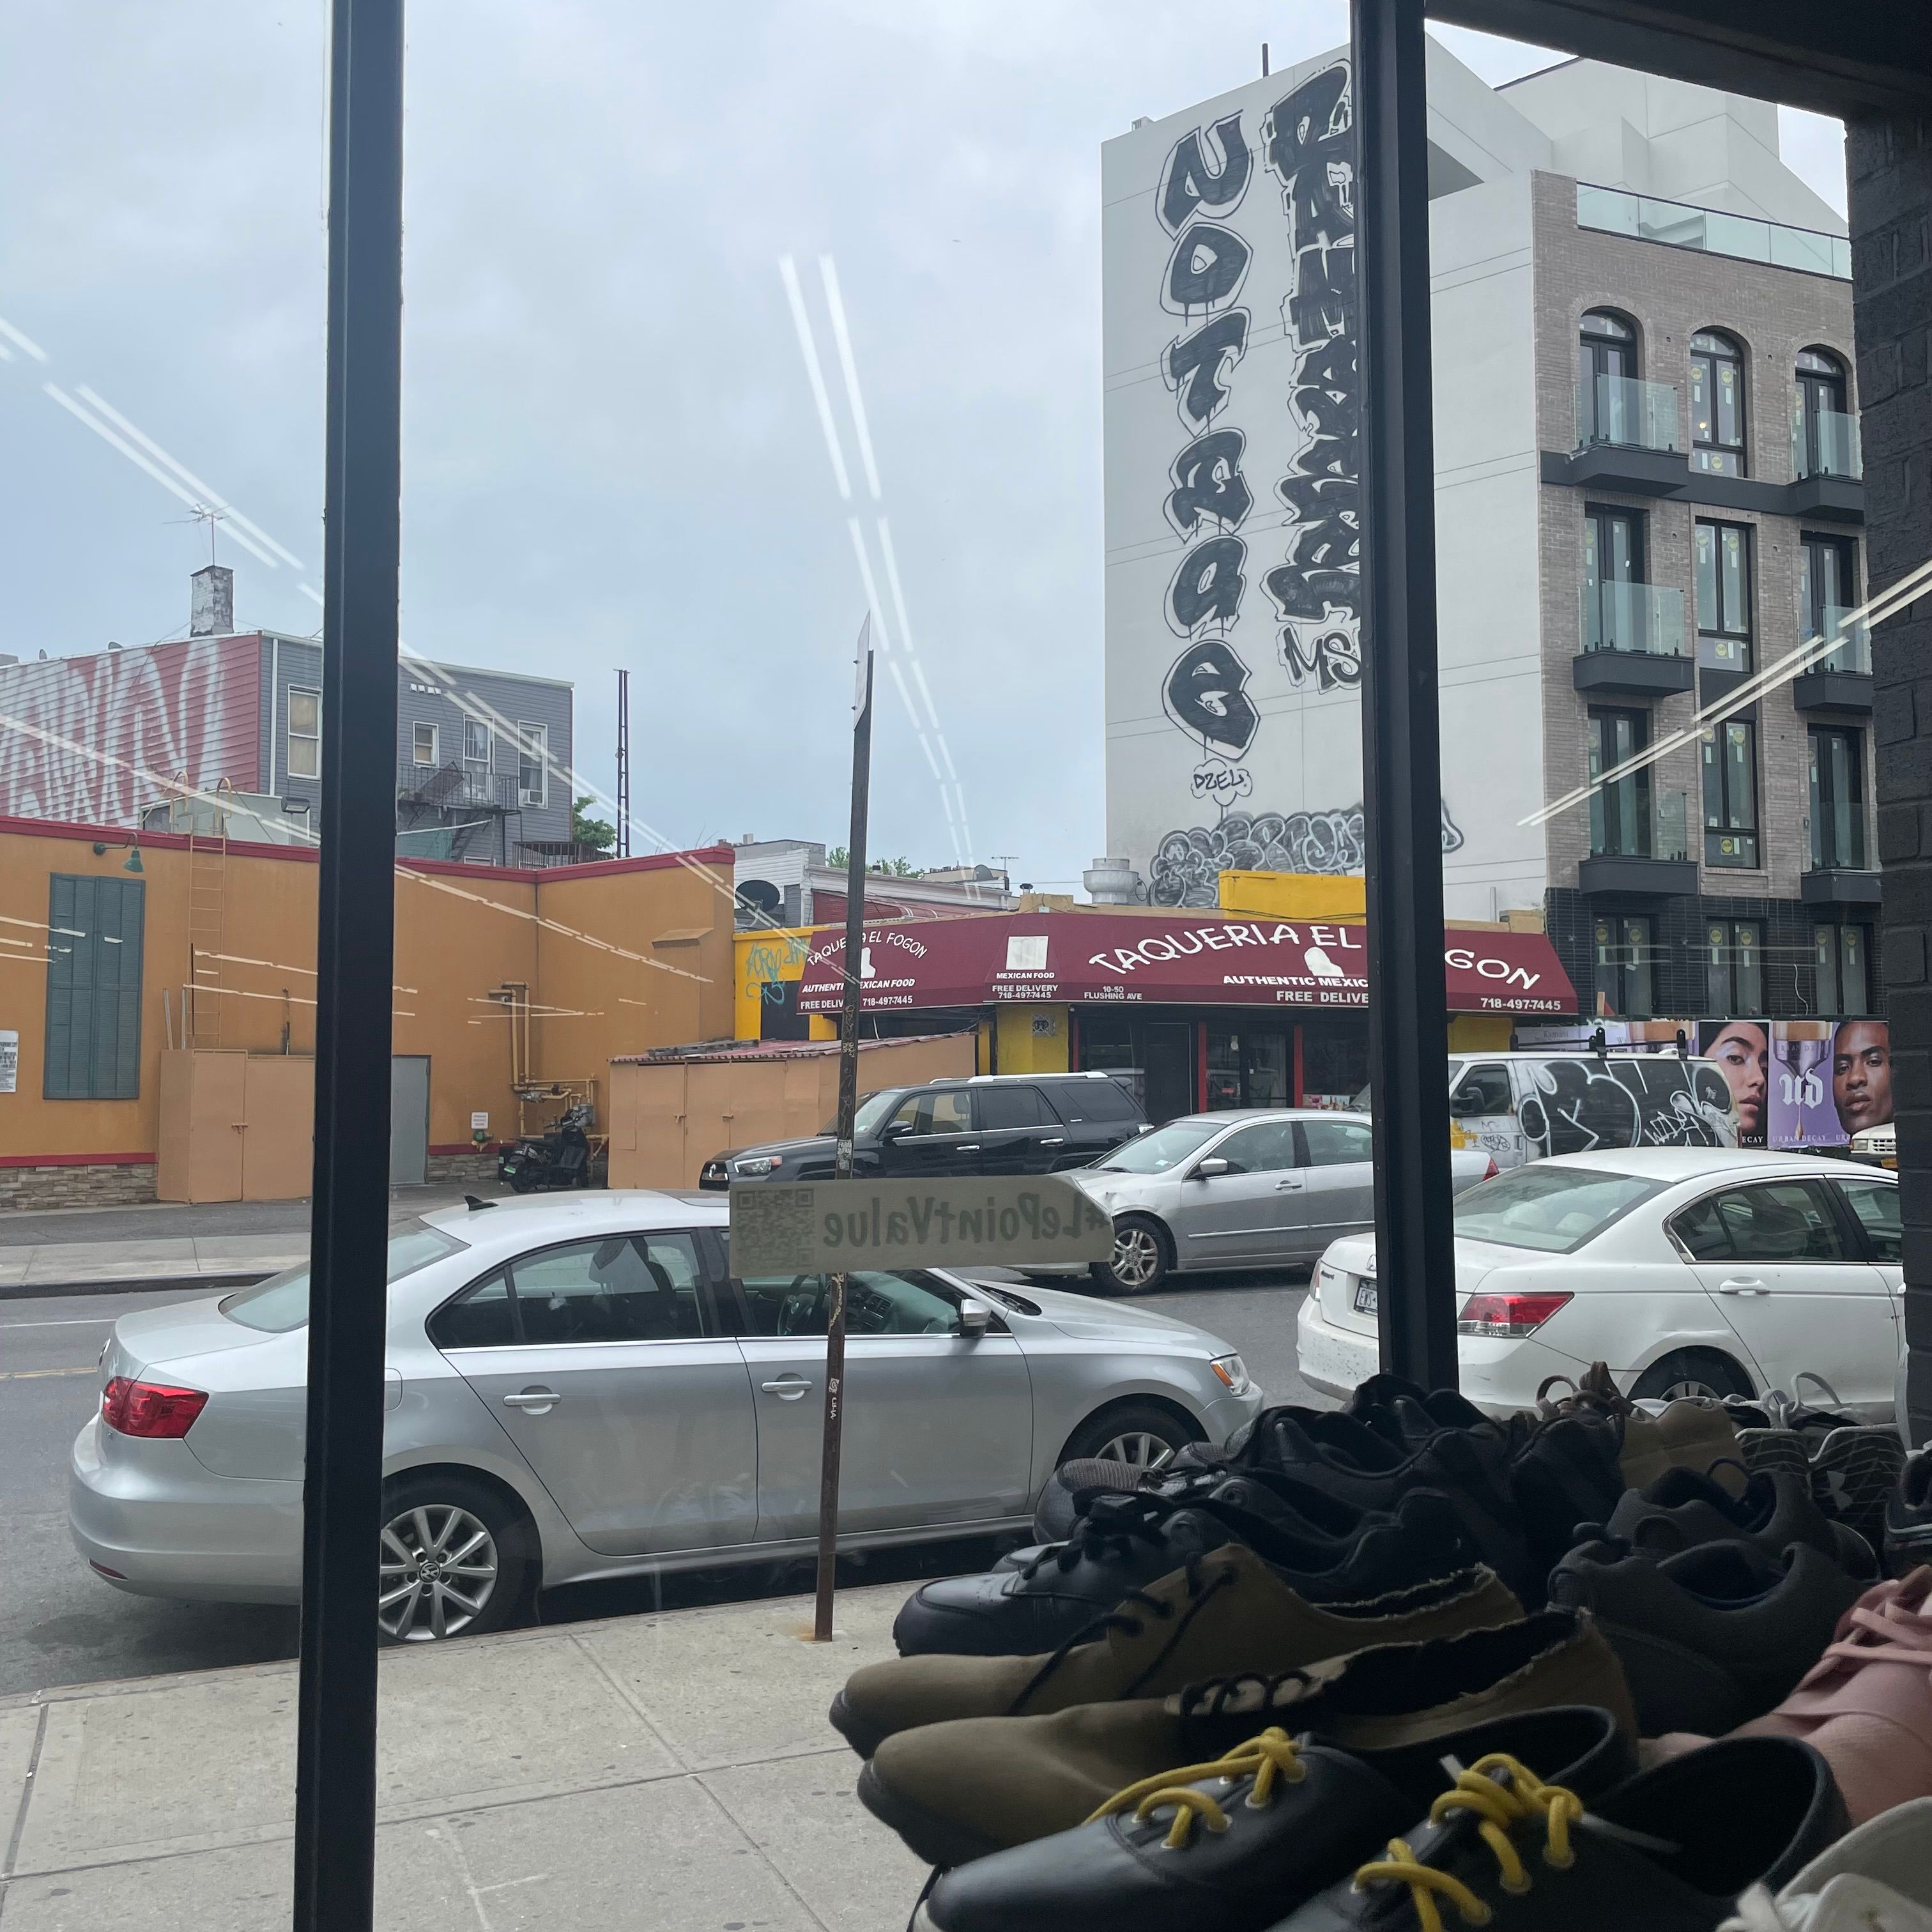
[0,3,1848,889]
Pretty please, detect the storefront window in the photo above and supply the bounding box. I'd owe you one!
[1206,1023,1290,1110]
[1301,1014,1370,1108]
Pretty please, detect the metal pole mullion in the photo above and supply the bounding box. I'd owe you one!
[1353,0,1459,1388]
[293,1,404,1927]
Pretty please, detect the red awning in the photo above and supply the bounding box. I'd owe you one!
[795,911,1575,1017]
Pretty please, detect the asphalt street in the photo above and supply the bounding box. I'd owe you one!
[0,1269,1320,1699]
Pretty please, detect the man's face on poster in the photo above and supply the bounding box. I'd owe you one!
[1832,1020,1892,1133]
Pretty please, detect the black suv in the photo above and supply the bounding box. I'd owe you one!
[698,1072,1147,1189]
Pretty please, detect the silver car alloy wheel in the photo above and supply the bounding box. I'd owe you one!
[1095,1429,1174,1471]
[378,1504,500,1642]
[1110,1224,1162,1290]
[1659,1374,1725,1401]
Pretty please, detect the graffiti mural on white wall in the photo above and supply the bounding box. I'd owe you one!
[0,637,257,827]
[1103,55,1460,897]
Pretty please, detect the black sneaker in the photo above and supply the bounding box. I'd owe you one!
[1884,1449,1932,1579]
[1506,1414,1626,1575]
[914,1706,1632,1932]
[1604,1465,1876,1577]
[1271,1735,1845,1931]
[894,1484,1476,1659]
[1547,1537,1866,1736]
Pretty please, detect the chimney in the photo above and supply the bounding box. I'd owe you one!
[190,564,234,638]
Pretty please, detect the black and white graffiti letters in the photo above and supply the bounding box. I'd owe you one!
[1263,63,1356,351]
[1160,113,1253,233]
[1167,535,1247,636]
[1517,1058,1733,1159]
[1163,638,1259,759]
[1167,431,1254,538]
[1164,311,1251,431]
[1163,222,1252,313]
[1147,798,1464,906]
[1193,763,1254,803]
[1257,60,1363,694]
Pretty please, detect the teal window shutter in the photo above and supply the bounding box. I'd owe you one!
[44,873,144,1100]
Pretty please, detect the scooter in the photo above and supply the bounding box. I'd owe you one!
[497,1101,595,1193]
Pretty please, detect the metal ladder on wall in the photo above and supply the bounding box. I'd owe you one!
[187,815,229,1050]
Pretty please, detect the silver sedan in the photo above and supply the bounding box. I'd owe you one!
[1044,1109,1496,1294]
[70,1191,1262,1641]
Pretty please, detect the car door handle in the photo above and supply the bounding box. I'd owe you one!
[502,1388,562,1411]
[1717,1279,1770,1296]
[762,1376,813,1399]
[1275,1176,1305,1190]
[954,1144,981,1154]
[1040,1137,1066,1146]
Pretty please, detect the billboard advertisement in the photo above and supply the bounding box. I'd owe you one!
[1694,1018,1890,1152]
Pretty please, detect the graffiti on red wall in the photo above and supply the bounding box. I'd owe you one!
[0,637,259,826]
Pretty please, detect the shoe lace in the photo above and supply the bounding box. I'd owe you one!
[1007,1552,1233,1712]
[1816,1573,1932,1674]
[1717,1884,1800,1932]
[1536,1361,1633,1423]
[1352,1754,1583,1932]
[1087,1727,1307,1850]
[1019,1489,1200,1581]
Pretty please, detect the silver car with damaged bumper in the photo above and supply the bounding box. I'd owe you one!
[1034,1110,1496,1294]
[70,1191,1262,1641]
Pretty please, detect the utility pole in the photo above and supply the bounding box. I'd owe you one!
[813,616,874,1643]
[615,666,631,858]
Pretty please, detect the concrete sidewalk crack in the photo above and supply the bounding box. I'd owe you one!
[3,1702,49,1879]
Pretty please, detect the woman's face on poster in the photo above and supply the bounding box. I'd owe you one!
[1707,1022,1769,1137]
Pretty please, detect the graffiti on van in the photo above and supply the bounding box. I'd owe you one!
[1516,1057,1737,1158]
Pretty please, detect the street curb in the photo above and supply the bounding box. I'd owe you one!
[0,1271,275,1302]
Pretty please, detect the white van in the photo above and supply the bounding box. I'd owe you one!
[1438,1050,1740,1168]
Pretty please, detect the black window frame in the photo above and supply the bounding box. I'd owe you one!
[1582,504,1648,654]
[1703,917,1764,1016]
[1587,706,1651,858]
[1814,923,1873,1017]
[1577,308,1639,444]
[1593,912,1655,1020]
[44,872,146,1101]
[1796,346,1851,477]
[1809,724,1867,871]
[1701,717,1760,868]
[1689,328,1747,477]
[1694,518,1754,674]
[1799,531,1859,642]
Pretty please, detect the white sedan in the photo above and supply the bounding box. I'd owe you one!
[1297,1148,1903,1418]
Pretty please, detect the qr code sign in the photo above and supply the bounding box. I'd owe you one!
[731,1185,818,1276]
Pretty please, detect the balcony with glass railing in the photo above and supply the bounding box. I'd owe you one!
[1794,407,1862,480]
[1812,606,1871,674]
[1576,374,1681,453]
[1576,183,1851,279]
[1582,581,1687,657]
[1793,604,1875,714]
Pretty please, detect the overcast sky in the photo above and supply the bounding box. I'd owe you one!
[0,3,1848,889]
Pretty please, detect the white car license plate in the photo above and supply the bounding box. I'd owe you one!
[1352,1280,1379,1315]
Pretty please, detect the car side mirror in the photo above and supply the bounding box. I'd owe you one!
[958,1303,990,1339]
[880,1121,912,1141]
[1193,1156,1230,1179]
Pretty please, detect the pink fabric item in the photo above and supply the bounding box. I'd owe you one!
[1736,1565,1932,1824]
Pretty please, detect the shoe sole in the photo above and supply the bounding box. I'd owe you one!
[855,1761,1001,1869]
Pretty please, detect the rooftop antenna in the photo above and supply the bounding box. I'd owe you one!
[1261,42,1270,76]
[615,666,631,858]
[171,503,227,563]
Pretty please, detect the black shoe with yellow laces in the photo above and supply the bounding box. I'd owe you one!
[912,1706,1629,1932]
[1271,1735,1845,1932]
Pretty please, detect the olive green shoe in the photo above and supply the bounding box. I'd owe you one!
[828,1551,1521,1759]
[857,1605,1630,1867]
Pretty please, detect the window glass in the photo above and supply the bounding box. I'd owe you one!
[1301,1117,1374,1167]
[509,1233,707,1344]
[427,1270,516,1349]
[287,686,322,780]
[1809,727,1866,870]
[1092,1119,1219,1173]
[1701,721,1759,867]
[413,722,438,765]
[1452,1165,1662,1253]
[890,1089,972,1136]
[1689,330,1745,475]
[222,1222,466,1333]
[730,1269,962,1338]
[1058,1077,1139,1123]
[1700,1181,1848,1263]
[976,1085,1048,1130]
[1694,520,1753,671]
[516,721,548,805]
[1212,1120,1298,1174]
[463,718,491,763]
[1836,1180,1901,1263]
[846,1089,908,1135]
[1452,1064,1515,1116]
[1670,1195,1734,1262]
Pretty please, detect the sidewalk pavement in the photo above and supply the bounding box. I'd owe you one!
[0,1232,308,1294]
[0,1581,925,1932]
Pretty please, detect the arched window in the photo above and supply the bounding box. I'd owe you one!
[1690,330,1746,476]
[1578,309,1638,445]
[1795,347,1856,479]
